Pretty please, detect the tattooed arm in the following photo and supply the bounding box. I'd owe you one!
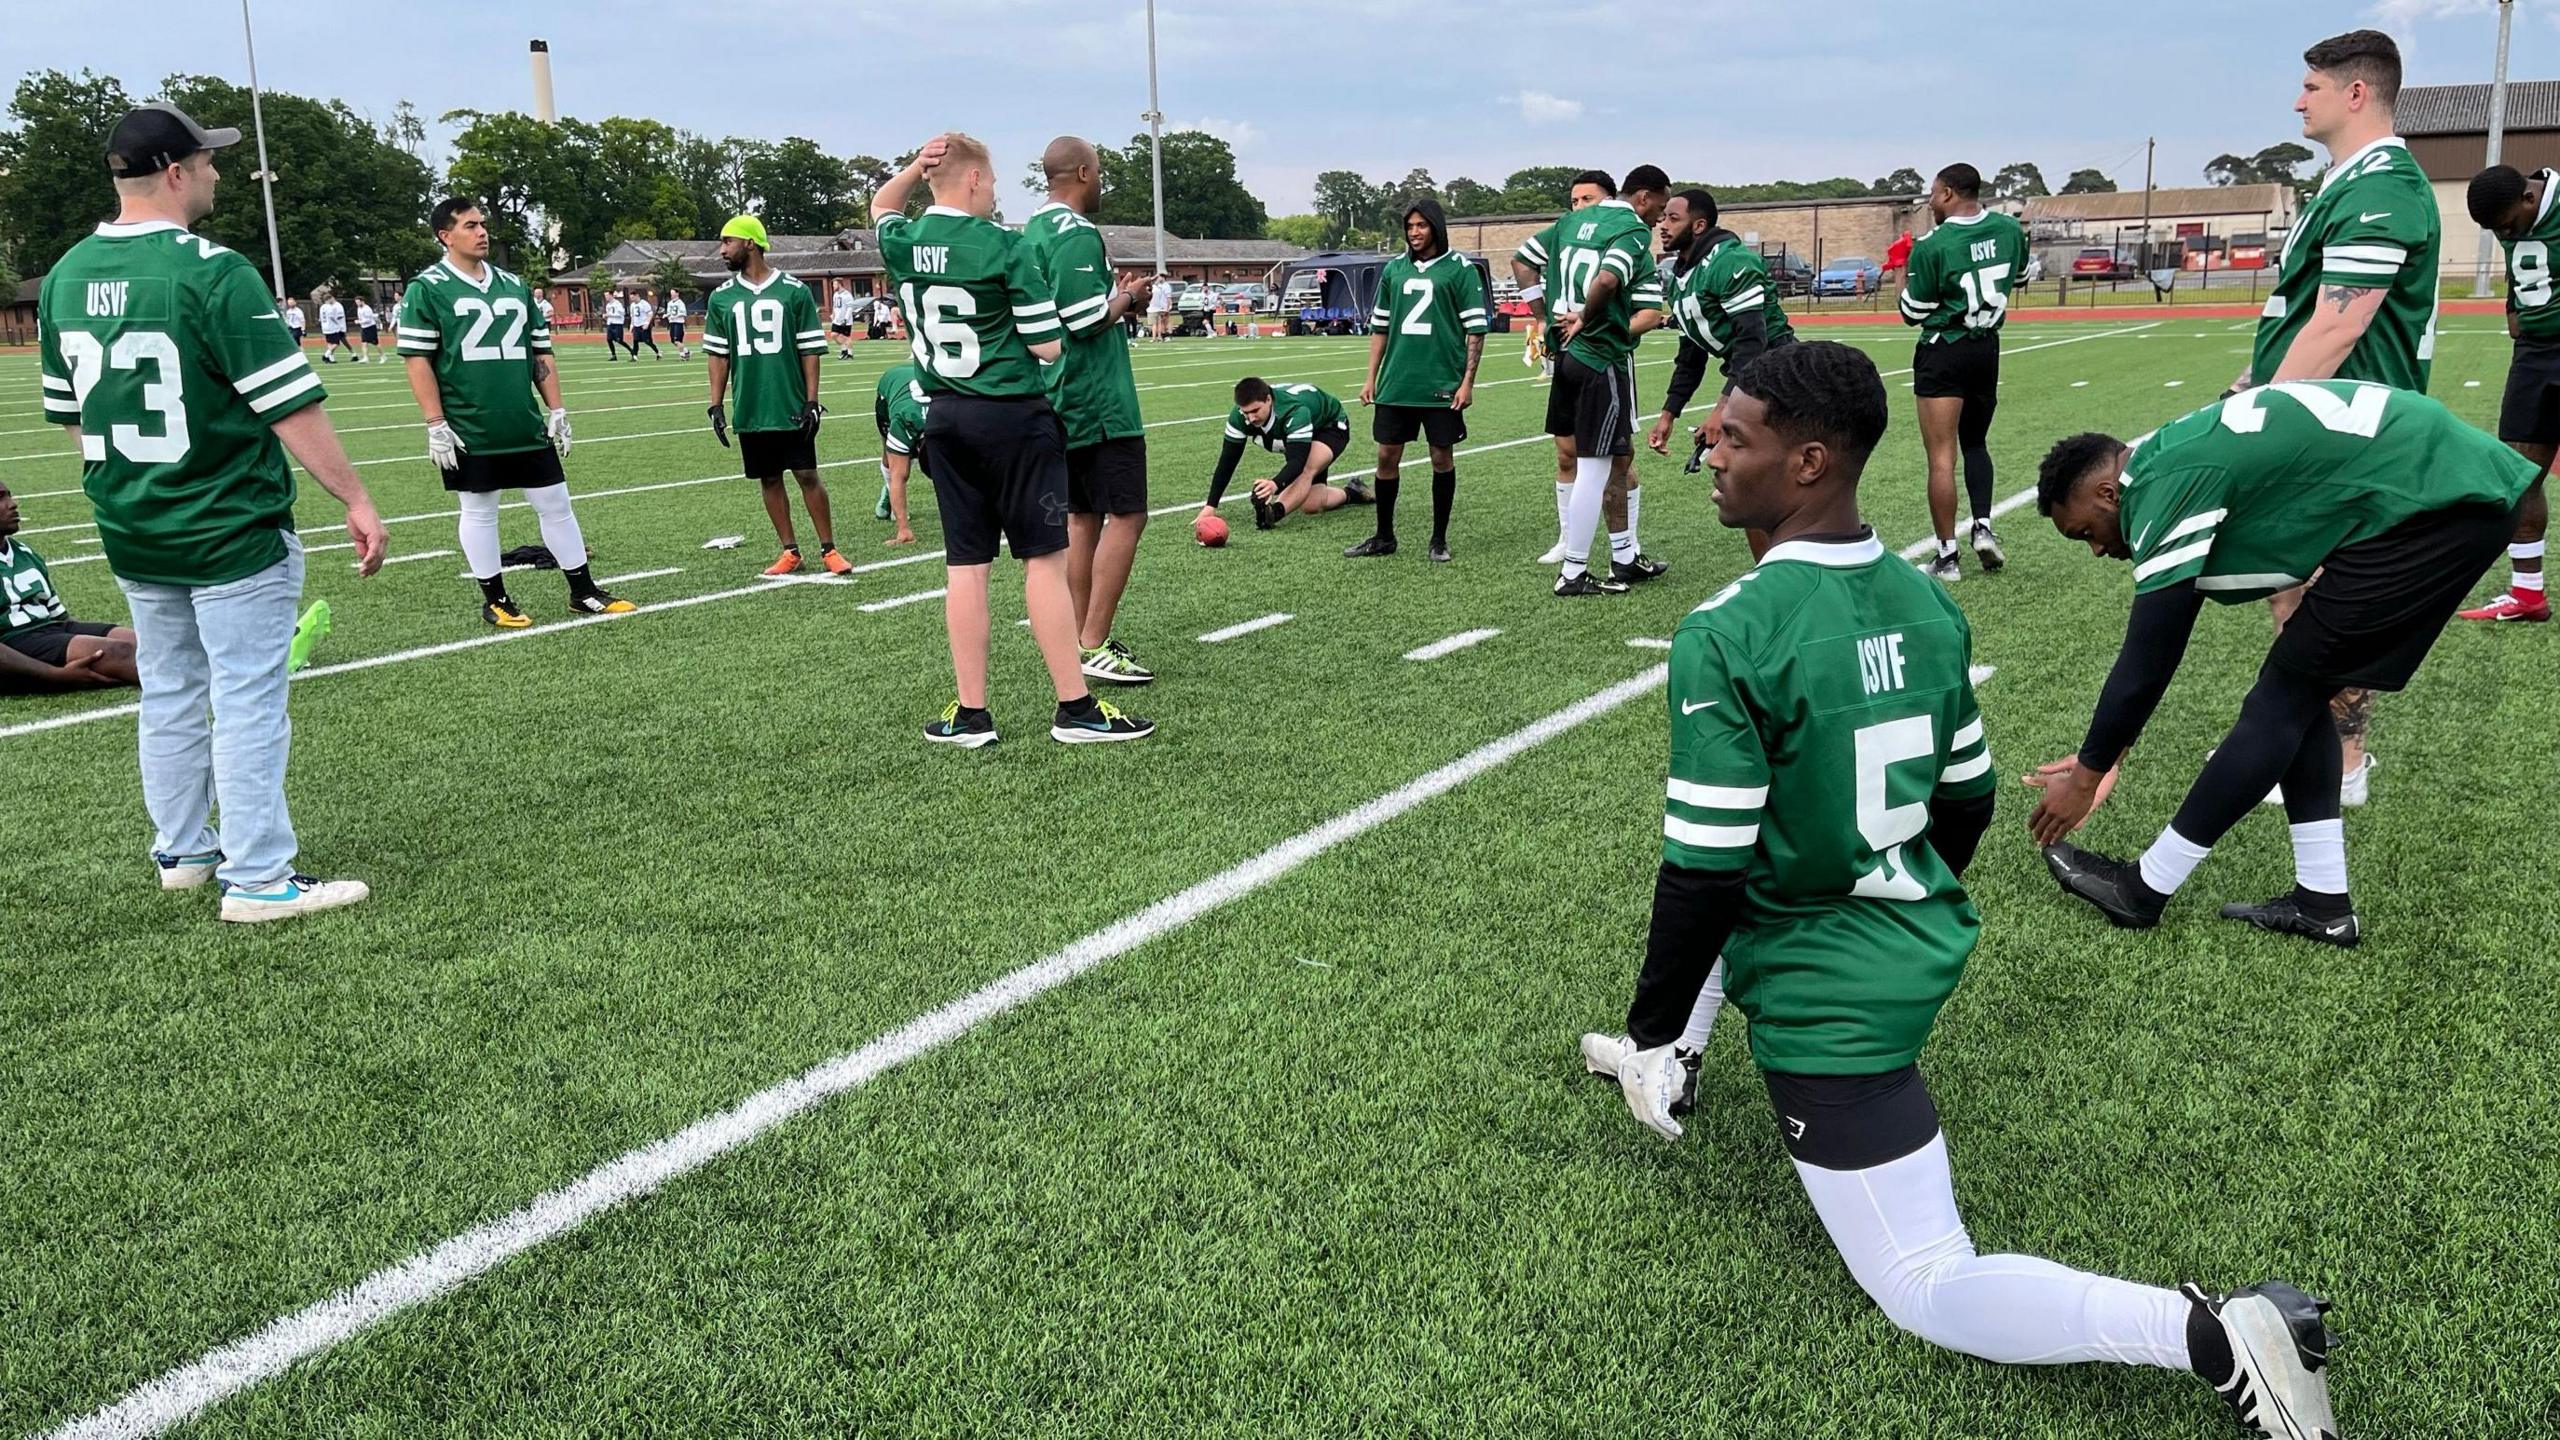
[2268,284,2388,385]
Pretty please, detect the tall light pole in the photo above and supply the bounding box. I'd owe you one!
[1146,0,1172,280]
[2477,0,2517,293]
[240,0,289,300]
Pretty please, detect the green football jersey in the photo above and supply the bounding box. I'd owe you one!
[876,362,930,457]
[1021,202,1142,447]
[2122,381,2537,602]
[2500,169,2560,345]
[702,270,826,433]
[1898,209,2026,342]
[38,220,323,587]
[395,257,552,454]
[1664,532,1994,1075]
[877,207,1060,401]
[0,537,68,640]
[1556,201,1658,370]
[1223,383,1348,450]
[1667,236,1797,375]
[1368,249,1491,405]
[2251,137,2439,391]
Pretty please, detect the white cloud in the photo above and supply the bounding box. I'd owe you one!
[1176,117,1263,150]
[1512,90,1585,124]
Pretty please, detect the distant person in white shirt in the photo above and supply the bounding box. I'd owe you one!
[867,292,891,341]
[354,297,380,362]
[537,293,555,325]
[663,289,689,358]
[316,292,353,363]
[628,289,661,359]
[603,290,628,360]
[831,281,859,359]
[1148,277,1173,342]
[284,297,306,344]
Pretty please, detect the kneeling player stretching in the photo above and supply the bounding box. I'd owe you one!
[0,482,137,693]
[1199,378,1370,532]
[1580,343,2339,1440]
[2028,381,2534,946]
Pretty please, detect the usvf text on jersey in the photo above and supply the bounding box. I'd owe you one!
[1858,631,1911,696]
[87,281,132,316]
[916,246,950,274]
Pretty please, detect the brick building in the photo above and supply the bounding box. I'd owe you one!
[2397,79,2560,287]
[1445,193,1928,274]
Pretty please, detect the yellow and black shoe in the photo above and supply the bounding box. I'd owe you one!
[569,589,636,615]
[482,596,533,629]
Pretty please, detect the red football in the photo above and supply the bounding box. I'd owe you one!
[1195,512,1230,547]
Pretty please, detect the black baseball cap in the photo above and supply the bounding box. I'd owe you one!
[105,103,242,178]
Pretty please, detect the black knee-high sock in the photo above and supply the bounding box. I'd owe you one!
[1961,445,1995,525]
[563,563,600,599]
[2168,660,2338,849]
[1372,474,1399,539]
[1430,469,1456,545]
[476,573,510,604]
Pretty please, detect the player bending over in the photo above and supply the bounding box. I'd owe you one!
[2028,382,2534,947]
[1200,378,1371,531]
[1579,342,2339,1440]
[0,481,138,693]
[875,359,927,547]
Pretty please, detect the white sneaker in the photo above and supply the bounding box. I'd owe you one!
[219,873,371,923]
[2262,754,2375,808]
[2185,1281,2339,1440]
[1537,540,1569,565]
[156,850,220,891]
[1579,1031,1634,1077]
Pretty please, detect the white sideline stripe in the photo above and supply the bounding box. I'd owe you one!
[1625,637,1673,649]
[1402,628,1500,661]
[1969,664,1998,685]
[1897,486,2042,561]
[598,567,682,585]
[1199,612,1292,643]
[37,662,1671,1440]
[855,586,945,612]
[363,549,457,568]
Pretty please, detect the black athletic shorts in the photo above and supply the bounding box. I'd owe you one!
[1067,435,1149,516]
[2271,500,2522,692]
[445,445,566,495]
[1911,333,2000,403]
[830,322,853,337]
[321,330,346,347]
[1372,403,1468,449]
[289,327,305,344]
[1762,1064,1942,1172]
[1274,424,1352,492]
[739,428,818,480]
[667,323,685,342]
[922,393,1071,566]
[1545,352,1635,457]
[359,325,379,345]
[1,619,115,669]
[2499,340,2560,445]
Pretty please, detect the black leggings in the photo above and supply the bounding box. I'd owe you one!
[628,327,659,356]
[2168,656,2345,847]
[1959,391,1998,523]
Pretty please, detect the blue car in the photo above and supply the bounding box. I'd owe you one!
[1814,256,1882,296]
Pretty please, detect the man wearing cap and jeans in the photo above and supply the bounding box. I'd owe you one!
[39,103,391,922]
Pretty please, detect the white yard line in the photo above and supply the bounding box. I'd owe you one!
[35,662,1672,1440]
[1198,612,1293,643]
[598,567,683,585]
[1403,628,1501,661]
[855,587,945,613]
[1625,637,1674,650]
[365,549,456,568]
[1970,664,1999,685]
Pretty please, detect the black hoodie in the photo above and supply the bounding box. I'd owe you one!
[1403,197,1451,262]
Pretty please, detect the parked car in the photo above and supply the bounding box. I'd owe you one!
[1765,251,1816,297]
[2071,247,2137,282]
[1814,256,1882,296]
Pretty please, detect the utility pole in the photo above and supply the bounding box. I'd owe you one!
[1146,0,1172,281]
[2478,0,2517,292]
[2141,136,2155,270]
[241,0,288,300]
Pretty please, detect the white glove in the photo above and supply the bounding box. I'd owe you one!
[425,418,465,471]
[1615,1042,1686,1141]
[547,407,573,457]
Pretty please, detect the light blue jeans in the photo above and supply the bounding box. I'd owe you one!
[115,534,305,890]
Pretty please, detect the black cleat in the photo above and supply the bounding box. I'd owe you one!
[1342,535,1397,558]
[1611,553,1669,585]
[1252,494,1283,530]
[2184,1280,2339,1439]
[1338,480,1374,505]
[1428,540,1452,564]
[2219,893,2361,949]
[1554,570,1629,597]
[2041,842,2169,929]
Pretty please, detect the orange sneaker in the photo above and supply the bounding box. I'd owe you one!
[762,549,804,577]
[822,547,854,575]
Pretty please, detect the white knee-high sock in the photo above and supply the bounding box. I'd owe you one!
[1561,456,1612,578]
[2288,819,2347,894]
[523,482,588,571]
[1676,958,1727,1051]
[456,490,504,579]
[1554,480,1573,541]
[1626,485,1642,549]
[2137,825,2211,896]
[2514,540,2547,592]
[1794,1133,2191,1369]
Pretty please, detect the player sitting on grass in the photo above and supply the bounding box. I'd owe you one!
[1198,378,1371,531]
[1579,341,2341,1440]
[875,359,926,547]
[2027,381,2536,948]
[0,481,137,693]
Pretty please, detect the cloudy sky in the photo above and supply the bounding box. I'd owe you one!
[9,0,2559,219]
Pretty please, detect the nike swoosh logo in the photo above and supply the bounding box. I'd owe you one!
[252,311,279,320]
[1680,699,1719,714]
[2358,212,2391,223]
[1076,265,1096,273]
[2130,524,2154,551]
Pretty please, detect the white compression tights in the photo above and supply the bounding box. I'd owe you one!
[457,484,588,579]
[1792,1133,2192,1369]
